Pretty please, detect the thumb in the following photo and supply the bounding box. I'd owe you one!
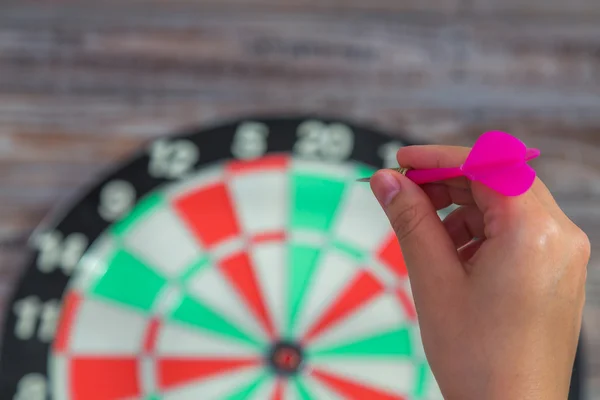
[370,170,465,295]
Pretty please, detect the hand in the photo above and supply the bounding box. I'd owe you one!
[370,145,590,400]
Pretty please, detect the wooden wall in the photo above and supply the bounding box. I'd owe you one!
[1,1,599,396]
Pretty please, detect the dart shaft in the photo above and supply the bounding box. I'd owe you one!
[405,167,464,184]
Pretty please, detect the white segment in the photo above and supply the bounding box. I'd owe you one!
[310,358,415,396]
[210,237,245,261]
[186,266,265,340]
[284,381,300,400]
[410,325,427,361]
[164,163,224,199]
[250,242,286,336]
[332,184,392,252]
[365,259,399,288]
[300,373,345,400]
[437,203,459,221]
[289,230,327,248]
[291,158,353,179]
[139,356,156,396]
[426,379,444,400]
[70,235,116,292]
[123,207,203,278]
[309,293,408,351]
[49,354,69,400]
[70,297,147,355]
[153,286,184,316]
[244,377,276,400]
[162,365,262,400]
[229,170,287,235]
[156,322,260,357]
[294,249,360,337]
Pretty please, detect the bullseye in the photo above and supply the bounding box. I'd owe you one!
[268,342,304,375]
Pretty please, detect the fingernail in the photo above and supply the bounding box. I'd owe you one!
[371,171,402,207]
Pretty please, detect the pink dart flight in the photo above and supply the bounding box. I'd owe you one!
[360,131,541,196]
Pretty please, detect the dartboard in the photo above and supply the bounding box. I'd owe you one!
[0,116,582,400]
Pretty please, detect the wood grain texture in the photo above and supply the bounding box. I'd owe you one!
[1,2,599,397]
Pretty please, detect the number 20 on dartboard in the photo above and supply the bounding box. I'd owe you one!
[293,120,355,161]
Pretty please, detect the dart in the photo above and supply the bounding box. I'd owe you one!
[358,131,541,196]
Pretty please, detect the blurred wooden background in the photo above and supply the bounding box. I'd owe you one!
[1,1,599,397]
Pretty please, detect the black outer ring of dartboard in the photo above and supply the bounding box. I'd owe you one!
[0,115,584,399]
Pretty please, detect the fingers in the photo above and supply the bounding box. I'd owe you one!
[397,145,554,237]
[458,238,485,264]
[421,183,475,210]
[443,206,485,249]
[370,169,466,302]
[397,145,471,189]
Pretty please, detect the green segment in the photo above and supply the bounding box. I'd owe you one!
[285,244,321,338]
[170,294,263,347]
[224,373,268,399]
[111,192,163,236]
[415,362,429,397]
[293,377,316,400]
[179,256,211,282]
[291,173,346,231]
[308,327,412,358]
[89,249,166,311]
[332,240,365,260]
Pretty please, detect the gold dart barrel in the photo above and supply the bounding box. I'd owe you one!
[356,167,411,182]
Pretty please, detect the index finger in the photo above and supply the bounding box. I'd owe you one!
[397,145,471,189]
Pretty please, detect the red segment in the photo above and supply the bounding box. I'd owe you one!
[53,291,82,353]
[71,357,140,400]
[143,317,161,353]
[157,358,260,390]
[272,379,285,400]
[303,270,384,343]
[226,154,289,174]
[173,183,240,247]
[251,230,286,244]
[395,288,417,321]
[378,235,407,278]
[311,368,406,400]
[220,252,276,338]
